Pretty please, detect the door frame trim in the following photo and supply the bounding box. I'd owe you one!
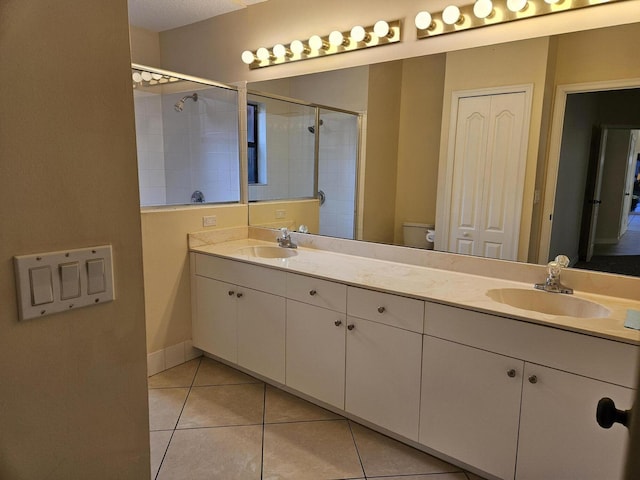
[537,78,640,264]
[436,84,533,260]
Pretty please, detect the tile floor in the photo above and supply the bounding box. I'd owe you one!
[594,212,640,256]
[148,356,488,480]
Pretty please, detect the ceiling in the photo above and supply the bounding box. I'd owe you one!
[128,0,269,32]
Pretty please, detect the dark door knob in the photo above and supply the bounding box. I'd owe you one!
[596,397,632,429]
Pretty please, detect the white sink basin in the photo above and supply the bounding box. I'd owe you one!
[236,245,298,259]
[486,288,610,318]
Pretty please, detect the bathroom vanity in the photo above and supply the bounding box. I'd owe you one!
[189,228,640,480]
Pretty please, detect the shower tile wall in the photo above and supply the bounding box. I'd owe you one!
[134,87,240,207]
[318,112,357,239]
[134,92,166,206]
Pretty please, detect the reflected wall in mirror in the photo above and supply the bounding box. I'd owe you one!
[132,66,240,207]
[247,21,640,276]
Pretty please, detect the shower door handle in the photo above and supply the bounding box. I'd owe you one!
[318,190,326,206]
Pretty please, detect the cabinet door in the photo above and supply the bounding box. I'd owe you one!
[286,300,346,409]
[237,287,286,383]
[193,276,237,362]
[516,363,634,480]
[420,336,523,480]
[345,317,422,440]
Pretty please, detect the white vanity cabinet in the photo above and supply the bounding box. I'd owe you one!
[285,274,347,409]
[423,302,638,480]
[191,253,287,383]
[345,287,424,441]
[420,335,524,480]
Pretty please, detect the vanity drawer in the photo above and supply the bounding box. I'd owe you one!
[194,253,286,296]
[425,302,639,388]
[286,273,347,312]
[347,286,424,333]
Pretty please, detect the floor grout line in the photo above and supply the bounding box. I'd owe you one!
[260,382,267,480]
[346,419,367,480]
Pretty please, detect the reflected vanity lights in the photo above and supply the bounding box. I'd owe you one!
[415,0,624,38]
[241,19,401,69]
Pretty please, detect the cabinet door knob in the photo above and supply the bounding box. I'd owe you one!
[596,397,631,429]
[228,290,235,296]
[528,375,538,384]
[334,320,342,326]
[507,369,517,378]
[347,324,355,331]
[377,306,386,314]
[309,289,317,296]
[236,292,243,298]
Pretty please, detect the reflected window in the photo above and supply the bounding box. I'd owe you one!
[248,102,259,184]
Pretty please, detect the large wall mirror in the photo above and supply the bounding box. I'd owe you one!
[247,21,640,276]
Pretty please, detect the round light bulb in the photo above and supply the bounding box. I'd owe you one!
[473,0,493,19]
[290,40,305,54]
[141,71,152,81]
[256,47,270,61]
[415,11,433,30]
[241,50,255,64]
[507,0,528,11]
[350,25,368,42]
[329,30,344,47]
[273,44,288,58]
[309,35,324,51]
[132,72,142,83]
[442,5,462,25]
[373,20,390,38]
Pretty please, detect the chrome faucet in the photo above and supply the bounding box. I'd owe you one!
[534,255,573,294]
[277,228,297,249]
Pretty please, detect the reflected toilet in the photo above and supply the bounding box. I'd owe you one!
[402,222,435,250]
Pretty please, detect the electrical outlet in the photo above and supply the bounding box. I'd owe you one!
[203,215,217,227]
[275,209,286,219]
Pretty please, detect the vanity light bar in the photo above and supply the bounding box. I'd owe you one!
[242,20,402,69]
[132,69,182,88]
[416,0,625,38]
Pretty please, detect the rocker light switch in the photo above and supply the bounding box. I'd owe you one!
[29,266,54,306]
[60,262,80,300]
[87,259,106,294]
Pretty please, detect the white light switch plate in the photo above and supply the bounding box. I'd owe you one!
[14,245,114,321]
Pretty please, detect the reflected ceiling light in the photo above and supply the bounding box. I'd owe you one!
[544,0,562,3]
[309,34,329,51]
[256,47,271,61]
[442,5,464,25]
[242,19,401,69]
[350,25,371,43]
[329,30,349,47]
[473,0,494,18]
[290,40,309,55]
[415,11,435,30]
[373,20,392,38]
[241,50,256,64]
[141,71,153,81]
[132,72,142,83]
[507,0,528,12]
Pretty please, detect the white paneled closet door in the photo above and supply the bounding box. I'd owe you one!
[448,91,529,261]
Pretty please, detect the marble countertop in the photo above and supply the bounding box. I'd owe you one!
[191,237,640,346]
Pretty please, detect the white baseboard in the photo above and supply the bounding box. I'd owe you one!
[147,340,202,377]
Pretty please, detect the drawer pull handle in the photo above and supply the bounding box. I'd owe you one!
[236,292,243,298]
[507,369,516,378]
[334,320,342,327]
[528,375,538,384]
[377,306,386,314]
[228,290,235,296]
[347,324,355,331]
[309,289,317,296]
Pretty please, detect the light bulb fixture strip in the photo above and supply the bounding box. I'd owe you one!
[416,0,619,39]
[243,19,401,69]
[132,69,181,88]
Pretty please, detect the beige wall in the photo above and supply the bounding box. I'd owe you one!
[394,54,446,245]
[437,37,552,262]
[362,61,402,244]
[142,205,248,353]
[0,1,149,478]
[129,25,162,66]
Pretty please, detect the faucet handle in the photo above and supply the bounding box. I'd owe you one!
[279,227,289,238]
[554,255,570,268]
